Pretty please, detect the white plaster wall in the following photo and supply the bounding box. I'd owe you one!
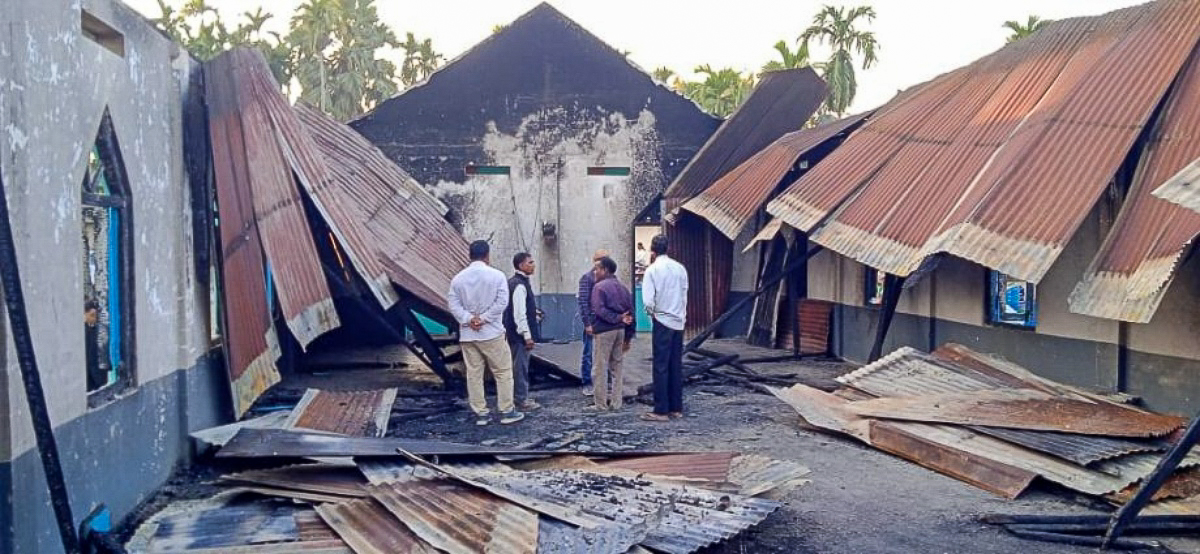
[1,0,206,460]
[429,107,665,295]
[1129,251,1200,359]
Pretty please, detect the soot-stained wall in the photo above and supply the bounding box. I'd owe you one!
[351,3,719,339]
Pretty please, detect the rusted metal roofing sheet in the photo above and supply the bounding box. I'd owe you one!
[208,49,340,348]
[845,389,1185,437]
[663,68,827,214]
[727,454,812,499]
[599,452,737,483]
[768,1,1200,285]
[1072,48,1200,321]
[295,103,469,310]
[221,464,369,498]
[972,427,1168,466]
[368,480,539,554]
[836,346,1017,397]
[204,52,281,417]
[681,113,868,240]
[769,384,872,441]
[1112,467,1200,504]
[460,468,780,554]
[284,388,397,437]
[357,459,511,485]
[315,497,438,554]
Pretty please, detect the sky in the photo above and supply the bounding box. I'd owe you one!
[125,0,1149,113]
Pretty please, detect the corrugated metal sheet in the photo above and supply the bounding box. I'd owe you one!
[768,384,872,441]
[1071,44,1200,321]
[357,459,511,485]
[315,497,438,554]
[207,49,340,348]
[844,389,1185,437]
[1111,467,1200,504]
[599,453,737,483]
[972,427,1168,466]
[295,103,469,310]
[204,52,281,417]
[458,468,780,554]
[221,464,369,498]
[668,213,733,336]
[368,480,539,554]
[663,68,828,214]
[836,346,1017,397]
[767,1,1200,286]
[776,298,832,354]
[284,388,397,437]
[727,454,812,499]
[681,113,869,240]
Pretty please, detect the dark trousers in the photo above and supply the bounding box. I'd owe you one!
[651,320,684,414]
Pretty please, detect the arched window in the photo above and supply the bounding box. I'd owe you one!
[82,110,134,400]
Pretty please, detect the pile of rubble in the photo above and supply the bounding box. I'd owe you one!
[770,344,1198,514]
[131,426,809,553]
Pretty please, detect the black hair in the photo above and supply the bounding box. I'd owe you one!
[469,240,490,261]
[597,256,617,275]
[637,242,644,248]
[513,252,532,270]
[650,234,668,255]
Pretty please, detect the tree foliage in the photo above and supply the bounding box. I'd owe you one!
[1003,15,1051,43]
[399,32,445,87]
[154,0,291,83]
[286,0,403,121]
[761,40,811,73]
[799,5,879,117]
[675,65,757,118]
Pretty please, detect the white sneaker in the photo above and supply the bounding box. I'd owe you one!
[582,387,594,397]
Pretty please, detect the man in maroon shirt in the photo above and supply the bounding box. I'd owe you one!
[587,256,635,411]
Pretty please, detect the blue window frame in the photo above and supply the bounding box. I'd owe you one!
[988,270,1036,328]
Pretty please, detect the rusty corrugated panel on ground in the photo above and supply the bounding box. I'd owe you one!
[208,49,340,348]
[221,464,369,498]
[283,388,397,437]
[293,509,341,542]
[599,452,737,482]
[368,480,539,554]
[768,1,1200,285]
[836,347,1017,397]
[1071,45,1200,321]
[971,427,1168,466]
[295,104,469,309]
[1142,494,1200,515]
[681,113,869,240]
[459,468,780,554]
[1112,467,1200,504]
[357,459,511,485]
[203,52,281,417]
[727,454,812,499]
[769,384,872,441]
[845,389,1185,437]
[663,68,828,215]
[315,497,438,554]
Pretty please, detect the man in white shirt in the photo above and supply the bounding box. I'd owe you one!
[640,234,689,422]
[448,240,524,426]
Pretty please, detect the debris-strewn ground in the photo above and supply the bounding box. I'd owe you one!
[129,337,1200,553]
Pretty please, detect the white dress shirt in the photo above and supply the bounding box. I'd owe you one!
[512,279,533,341]
[448,261,509,342]
[642,254,688,331]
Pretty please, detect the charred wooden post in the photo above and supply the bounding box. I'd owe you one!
[867,274,905,362]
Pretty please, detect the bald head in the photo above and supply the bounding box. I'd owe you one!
[592,249,609,262]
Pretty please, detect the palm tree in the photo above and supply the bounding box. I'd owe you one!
[400,32,444,87]
[761,40,811,73]
[1003,15,1050,43]
[799,5,880,117]
[287,0,400,121]
[683,65,757,117]
[652,67,675,83]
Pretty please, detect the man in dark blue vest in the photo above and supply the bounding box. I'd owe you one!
[504,252,541,411]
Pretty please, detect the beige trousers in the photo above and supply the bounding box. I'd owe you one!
[592,330,626,409]
[461,336,515,415]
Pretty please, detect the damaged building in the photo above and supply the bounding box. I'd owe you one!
[0,0,225,552]
[350,3,720,339]
[672,0,1200,414]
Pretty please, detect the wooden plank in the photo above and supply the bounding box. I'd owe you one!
[868,420,1038,499]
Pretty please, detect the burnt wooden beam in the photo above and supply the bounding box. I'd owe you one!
[867,273,905,362]
[0,168,81,552]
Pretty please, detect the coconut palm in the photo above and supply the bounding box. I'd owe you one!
[652,66,675,83]
[400,32,444,87]
[761,40,811,73]
[799,5,879,116]
[682,65,757,117]
[1003,15,1050,43]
